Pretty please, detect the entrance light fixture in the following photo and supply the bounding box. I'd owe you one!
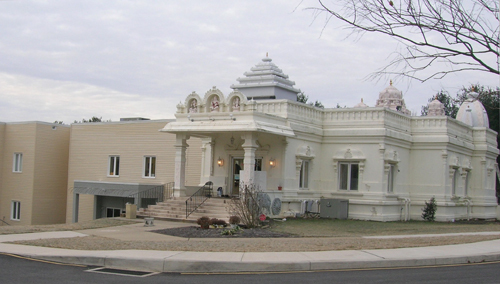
[269,158,276,168]
[217,157,224,167]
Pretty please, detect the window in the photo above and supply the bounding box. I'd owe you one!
[339,162,359,190]
[13,153,22,172]
[109,156,120,176]
[387,164,395,193]
[299,160,309,189]
[11,201,20,221]
[106,208,122,218]
[144,156,156,178]
[451,168,459,195]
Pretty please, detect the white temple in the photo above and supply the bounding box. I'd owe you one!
[163,56,499,221]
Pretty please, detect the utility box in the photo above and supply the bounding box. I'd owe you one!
[125,203,137,219]
[320,199,349,219]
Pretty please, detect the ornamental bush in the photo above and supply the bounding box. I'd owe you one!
[422,197,437,222]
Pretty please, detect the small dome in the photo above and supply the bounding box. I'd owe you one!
[354,98,368,108]
[456,91,489,127]
[427,97,445,116]
[379,83,402,100]
[375,81,411,115]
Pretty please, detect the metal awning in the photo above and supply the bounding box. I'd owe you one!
[73,181,163,197]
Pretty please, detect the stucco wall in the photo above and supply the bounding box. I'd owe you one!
[65,120,202,223]
[31,123,70,225]
[0,123,36,225]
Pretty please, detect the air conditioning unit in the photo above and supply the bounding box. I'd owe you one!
[320,199,349,219]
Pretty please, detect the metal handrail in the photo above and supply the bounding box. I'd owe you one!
[185,182,213,218]
[128,184,165,209]
[164,182,175,200]
[0,218,10,226]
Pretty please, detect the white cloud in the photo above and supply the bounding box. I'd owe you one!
[0,73,174,123]
[0,0,498,123]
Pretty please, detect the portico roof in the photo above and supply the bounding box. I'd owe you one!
[161,113,295,137]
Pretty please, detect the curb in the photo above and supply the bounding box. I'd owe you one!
[8,248,500,273]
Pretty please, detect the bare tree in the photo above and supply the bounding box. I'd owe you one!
[310,0,499,82]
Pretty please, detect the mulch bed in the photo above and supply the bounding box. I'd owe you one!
[152,226,295,238]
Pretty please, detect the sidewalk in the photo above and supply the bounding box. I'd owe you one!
[1,220,500,273]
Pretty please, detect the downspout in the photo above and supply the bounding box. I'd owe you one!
[398,198,410,221]
[406,198,411,221]
[464,199,472,221]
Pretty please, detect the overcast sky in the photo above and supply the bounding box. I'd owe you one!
[0,0,498,123]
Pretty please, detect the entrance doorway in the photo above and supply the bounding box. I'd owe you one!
[230,157,262,196]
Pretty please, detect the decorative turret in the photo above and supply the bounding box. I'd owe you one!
[230,55,301,101]
[427,97,445,116]
[456,90,489,127]
[375,81,411,115]
[354,98,368,108]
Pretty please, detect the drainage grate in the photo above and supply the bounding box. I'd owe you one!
[86,267,160,277]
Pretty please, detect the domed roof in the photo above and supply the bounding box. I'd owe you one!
[378,81,403,100]
[456,91,489,127]
[354,98,368,108]
[427,97,445,116]
[375,81,411,115]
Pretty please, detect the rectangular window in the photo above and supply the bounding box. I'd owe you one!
[299,160,309,189]
[144,156,156,178]
[109,156,120,176]
[387,164,395,193]
[339,162,359,190]
[106,208,122,218]
[13,153,22,172]
[11,201,20,221]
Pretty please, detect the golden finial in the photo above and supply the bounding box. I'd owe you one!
[471,86,476,92]
[361,98,364,102]
[266,52,268,57]
[390,80,393,86]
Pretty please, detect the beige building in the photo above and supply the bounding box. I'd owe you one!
[0,121,70,225]
[66,119,202,223]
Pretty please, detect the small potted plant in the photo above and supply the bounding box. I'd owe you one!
[229,215,240,228]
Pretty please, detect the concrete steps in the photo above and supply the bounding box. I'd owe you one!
[137,197,233,223]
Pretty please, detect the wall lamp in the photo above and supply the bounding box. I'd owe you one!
[269,158,276,168]
[217,157,224,167]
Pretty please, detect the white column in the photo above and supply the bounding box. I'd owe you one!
[200,137,214,184]
[174,134,189,197]
[241,133,258,186]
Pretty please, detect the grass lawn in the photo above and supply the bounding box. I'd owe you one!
[270,218,500,237]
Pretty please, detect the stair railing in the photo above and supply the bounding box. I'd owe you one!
[164,182,175,200]
[186,181,213,218]
[128,184,165,209]
[0,218,10,226]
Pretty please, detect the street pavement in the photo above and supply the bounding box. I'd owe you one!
[1,220,500,273]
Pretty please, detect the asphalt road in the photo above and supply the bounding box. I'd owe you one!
[1,253,499,284]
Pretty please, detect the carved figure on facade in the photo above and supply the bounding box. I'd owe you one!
[210,96,220,112]
[189,99,198,113]
[232,97,240,111]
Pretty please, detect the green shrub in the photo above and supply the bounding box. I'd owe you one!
[422,197,437,222]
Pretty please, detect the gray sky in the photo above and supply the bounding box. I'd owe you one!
[0,0,498,123]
